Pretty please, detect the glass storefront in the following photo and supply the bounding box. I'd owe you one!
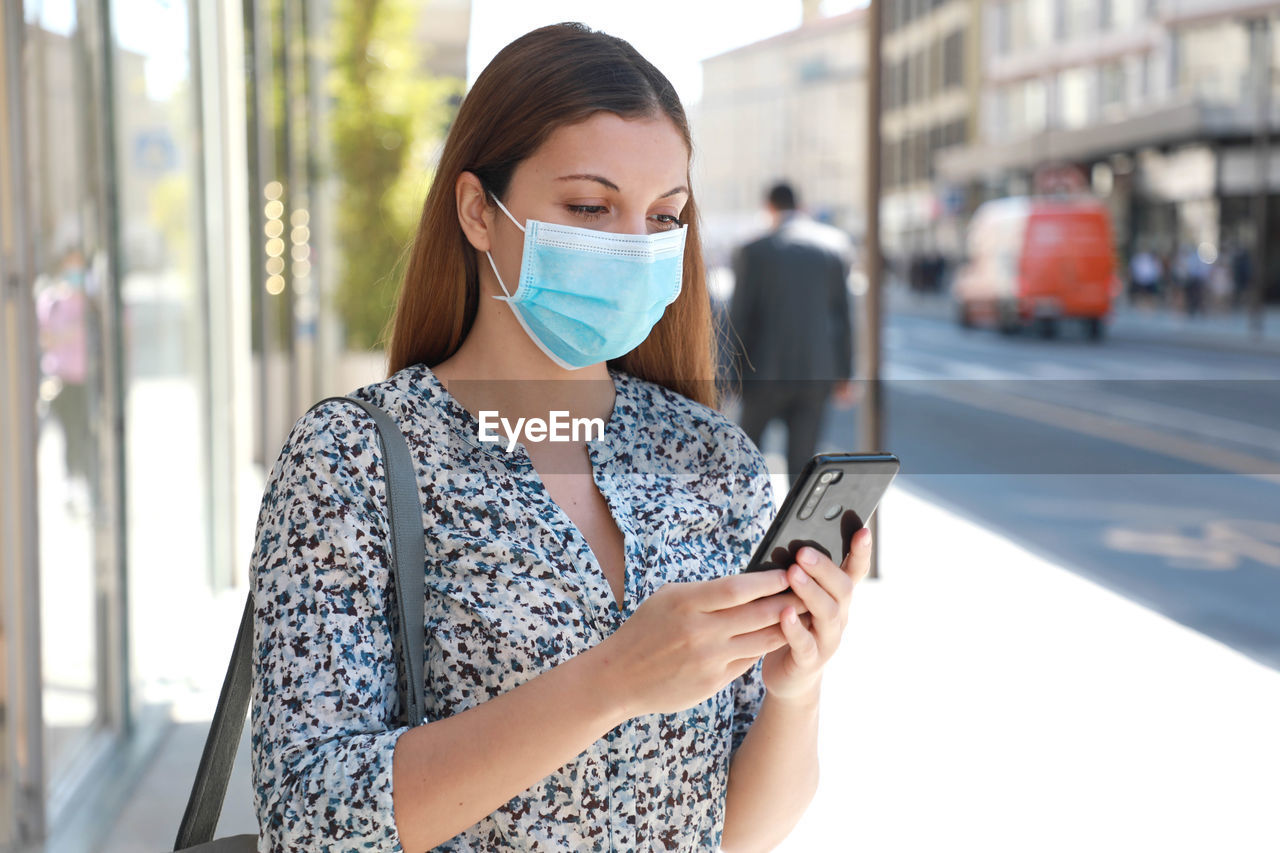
[109,0,218,736]
[21,0,122,833]
[0,0,295,847]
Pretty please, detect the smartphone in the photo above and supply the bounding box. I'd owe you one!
[742,452,900,573]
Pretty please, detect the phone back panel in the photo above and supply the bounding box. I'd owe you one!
[743,453,900,572]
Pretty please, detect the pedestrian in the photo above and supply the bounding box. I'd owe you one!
[249,23,874,853]
[728,181,858,486]
[1128,247,1161,308]
[1231,246,1252,310]
[1209,256,1234,314]
[1178,244,1208,317]
[35,248,93,491]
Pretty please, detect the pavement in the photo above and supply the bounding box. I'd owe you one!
[92,464,1280,852]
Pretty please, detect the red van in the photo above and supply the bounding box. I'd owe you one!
[953,196,1119,339]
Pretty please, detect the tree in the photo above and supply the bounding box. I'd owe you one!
[328,0,463,350]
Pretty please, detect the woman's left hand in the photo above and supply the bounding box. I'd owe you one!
[760,526,873,702]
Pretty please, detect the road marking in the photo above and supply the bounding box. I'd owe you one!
[885,364,1280,456]
[904,379,1280,485]
[1104,519,1280,570]
[1010,382,1280,457]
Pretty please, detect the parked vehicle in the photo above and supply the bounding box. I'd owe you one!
[953,196,1119,339]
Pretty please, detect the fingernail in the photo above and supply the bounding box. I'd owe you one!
[798,548,817,566]
[792,566,809,584]
[859,531,873,549]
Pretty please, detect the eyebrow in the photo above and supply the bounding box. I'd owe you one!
[556,174,689,199]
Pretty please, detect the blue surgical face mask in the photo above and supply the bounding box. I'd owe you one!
[484,192,686,371]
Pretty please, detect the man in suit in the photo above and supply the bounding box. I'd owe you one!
[729,182,858,485]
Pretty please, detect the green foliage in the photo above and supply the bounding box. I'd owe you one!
[328,0,463,350]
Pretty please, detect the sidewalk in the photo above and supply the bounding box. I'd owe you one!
[98,483,1280,852]
[774,481,1280,853]
[888,284,1280,354]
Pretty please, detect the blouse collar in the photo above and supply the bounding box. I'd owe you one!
[408,362,631,469]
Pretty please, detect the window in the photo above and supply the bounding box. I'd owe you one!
[993,1,1012,56]
[1063,0,1097,41]
[1100,61,1126,112]
[1022,77,1048,134]
[799,56,830,83]
[1027,0,1053,50]
[943,30,965,89]
[1059,66,1093,128]
[1008,0,1028,52]
[929,40,944,96]
[1106,0,1140,30]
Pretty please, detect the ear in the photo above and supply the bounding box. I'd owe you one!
[456,171,494,253]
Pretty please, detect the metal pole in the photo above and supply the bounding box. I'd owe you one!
[1252,16,1271,338]
[0,0,48,839]
[863,0,884,579]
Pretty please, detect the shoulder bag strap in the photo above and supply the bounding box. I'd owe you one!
[174,396,425,849]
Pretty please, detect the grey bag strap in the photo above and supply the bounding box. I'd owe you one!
[174,396,425,850]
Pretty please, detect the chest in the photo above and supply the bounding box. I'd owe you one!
[525,444,627,609]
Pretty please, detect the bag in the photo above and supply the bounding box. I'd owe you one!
[171,396,427,851]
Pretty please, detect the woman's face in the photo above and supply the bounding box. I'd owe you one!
[481,111,690,292]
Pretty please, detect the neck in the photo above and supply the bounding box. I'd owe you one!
[430,290,616,426]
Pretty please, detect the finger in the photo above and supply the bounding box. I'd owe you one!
[795,546,854,605]
[721,655,766,689]
[718,591,812,636]
[728,624,788,659]
[788,563,842,651]
[700,569,790,611]
[788,562,839,625]
[843,527,874,584]
[779,605,821,669]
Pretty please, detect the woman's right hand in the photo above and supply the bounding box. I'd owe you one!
[592,570,805,718]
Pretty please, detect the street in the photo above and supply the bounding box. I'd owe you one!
[804,302,1280,670]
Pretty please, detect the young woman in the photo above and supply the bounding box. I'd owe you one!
[250,22,872,852]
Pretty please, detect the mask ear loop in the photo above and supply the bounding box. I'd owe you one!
[485,251,515,302]
[483,190,527,302]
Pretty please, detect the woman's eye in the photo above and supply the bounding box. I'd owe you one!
[650,214,681,231]
[567,204,608,220]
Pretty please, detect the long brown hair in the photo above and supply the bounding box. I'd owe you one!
[386,23,720,408]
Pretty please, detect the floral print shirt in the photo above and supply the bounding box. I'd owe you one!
[250,362,774,852]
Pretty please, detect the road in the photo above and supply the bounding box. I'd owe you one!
[798,306,1280,670]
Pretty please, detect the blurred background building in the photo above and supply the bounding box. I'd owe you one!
[694,3,868,268]
[880,0,980,269]
[939,0,1280,308]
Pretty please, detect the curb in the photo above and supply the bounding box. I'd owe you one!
[887,293,1280,356]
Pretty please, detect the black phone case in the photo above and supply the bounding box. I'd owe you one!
[742,452,900,573]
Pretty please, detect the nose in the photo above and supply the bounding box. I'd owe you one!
[613,210,648,236]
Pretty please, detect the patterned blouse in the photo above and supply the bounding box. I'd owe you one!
[250,362,775,852]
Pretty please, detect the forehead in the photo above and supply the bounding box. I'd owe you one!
[519,112,689,191]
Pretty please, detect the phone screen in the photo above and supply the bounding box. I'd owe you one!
[742,452,900,573]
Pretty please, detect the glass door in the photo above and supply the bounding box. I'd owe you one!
[8,0,128,835]
[24,0,119,819]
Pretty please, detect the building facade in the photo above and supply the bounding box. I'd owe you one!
[880,0,982,263]
[939,0,1280,303]
[694,9,868,268]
